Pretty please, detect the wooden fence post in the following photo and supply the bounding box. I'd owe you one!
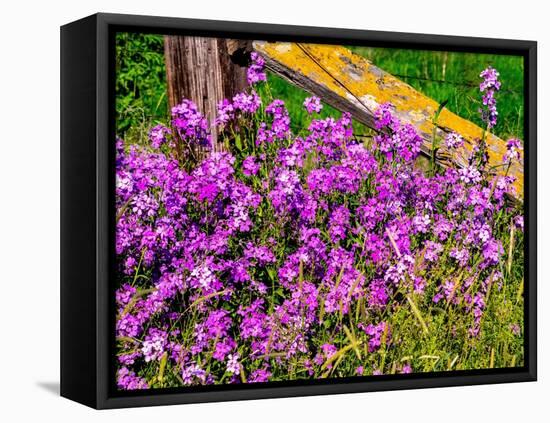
[164,36,250,155]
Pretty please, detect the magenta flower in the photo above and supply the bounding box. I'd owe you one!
[148,124,171,148]
[247,52,267,85]
[141,328,168,362]
[215,98,235,126]
[232,90,261,114]
[514,215,524,231]
[503,138,522,163]
[117,367,148,390]
[303,96,323,114]
[226,353,241,375]
[171,99,210,147]
[479,66,500,128]
[358,321,390,352]
[400,363,412,374]
[248,368,271,383]
[444,132,464,149]
[242,155,260,176]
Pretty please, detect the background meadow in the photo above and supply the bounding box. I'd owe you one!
[114,33,525,390]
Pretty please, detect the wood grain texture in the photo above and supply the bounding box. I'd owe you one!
[164,36,248,155]
[253,41,523,199]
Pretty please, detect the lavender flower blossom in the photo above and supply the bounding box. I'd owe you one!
[503,138,522,163]
[304,96,323,114]
[148,124,171,149]
[226,353,241,375]
[247,52,267,85]
[171,99,210,147]
[445,132,464,149]
[479,66,501,128]
[242,155,260,176]
[117,367,148,390]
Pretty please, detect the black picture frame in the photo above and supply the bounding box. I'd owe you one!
[60,12,537,409]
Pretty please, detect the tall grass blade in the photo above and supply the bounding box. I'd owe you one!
[407,295,429,335]
[507,224,515,275]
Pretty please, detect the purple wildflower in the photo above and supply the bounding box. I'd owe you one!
[226,353,241,375]
[248,368,271,383]
[400,363,413,374]
[358,321,390,352]
[450,247,470,267]
[117,367,148,390]
[445,132,464,149]
[232,90,261,114]
[503,138,522,163]
[459,165,482,184]
[247,52,267,85]
[242,155,260,176]
[171,99,210,147]
[424,241,443,262]
[148,124,171,149]
[479,66,500,128]
[181,363,206,385]
[114,65,524,387]
[215,99,235,126]
[141,328,168,362]
[514,215,524,231]
[328,205,350,243]
[304,96,323,114]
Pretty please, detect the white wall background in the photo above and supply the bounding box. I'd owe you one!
[0,0,546,421]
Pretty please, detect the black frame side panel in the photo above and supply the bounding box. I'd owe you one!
[60,14,98,409]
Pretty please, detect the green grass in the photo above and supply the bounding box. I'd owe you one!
[115,33,524,144]
[116,33,524,142]
[349,46,524,140]
[260,72,373,136]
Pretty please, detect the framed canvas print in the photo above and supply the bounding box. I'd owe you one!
[60,13,537,409]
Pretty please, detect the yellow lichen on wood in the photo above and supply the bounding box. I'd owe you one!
[253,41,523,200]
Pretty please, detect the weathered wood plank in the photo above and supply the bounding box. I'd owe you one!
[253,41,523,200]
[164,36,249,156]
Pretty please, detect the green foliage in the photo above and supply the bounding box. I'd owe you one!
[115,32,167,142]
[349,46,524,140]
[115,35,524,143]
